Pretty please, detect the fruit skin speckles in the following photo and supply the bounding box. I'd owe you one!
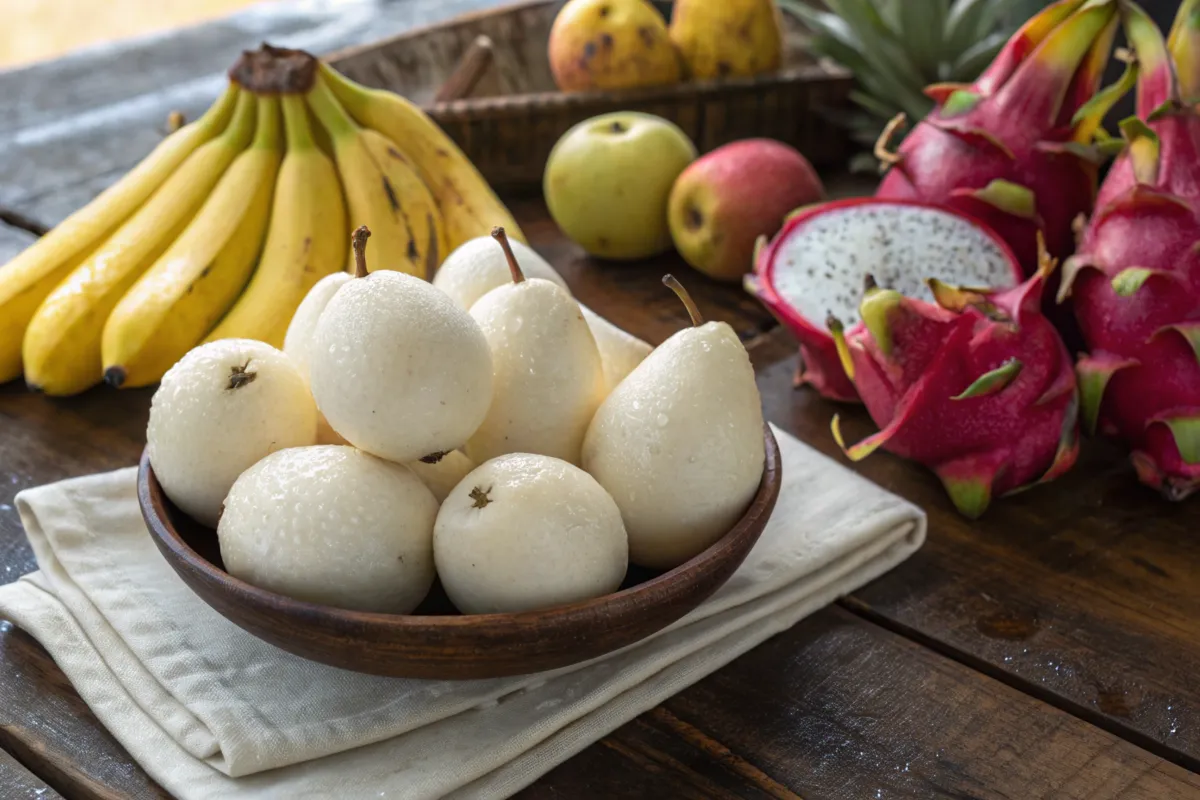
[746,198,1023,403]
[583,277,765,569]
[146,339,318,528]
[548,0,681,93]
[307,233,493,464]
[434,454,628,614]
[219,445,438,613]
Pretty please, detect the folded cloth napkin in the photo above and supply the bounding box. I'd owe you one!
[0,424,925,799]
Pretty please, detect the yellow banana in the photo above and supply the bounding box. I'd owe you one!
[0,84,238,384]
[204,94,347,347]
[319,62,524,250]
[22,90,257,396]
[307,74,444,279]
[103,96,283,388]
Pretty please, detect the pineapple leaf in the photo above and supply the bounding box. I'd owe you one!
[855,65,934,123]
[876,0,904,33]
[945,0,1025,56]
[787,0,1033,143]
[820,0,930,92]
[849,89,905,120]
[822,0,893,40]
[898,0,950,76]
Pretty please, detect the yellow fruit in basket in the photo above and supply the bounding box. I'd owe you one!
[543,111,696,260]
[102,96,282,389]
[0,84,238,386]
[22,89,256,396]
[204,94,347,347]
[318,63,525,251]
[307,75,445,279]
[669,0,784,79]
[548,0,681,92]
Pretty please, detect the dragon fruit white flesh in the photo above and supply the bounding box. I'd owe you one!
[1060,0,1200,500]
[830,243,1080,519]
[745,198,1023,402]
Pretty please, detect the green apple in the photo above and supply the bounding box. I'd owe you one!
[544,112,697,261]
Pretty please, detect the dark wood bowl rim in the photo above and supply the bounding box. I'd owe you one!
[138,427,780,635]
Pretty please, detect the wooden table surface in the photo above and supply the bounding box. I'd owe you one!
[1,2,1199,799]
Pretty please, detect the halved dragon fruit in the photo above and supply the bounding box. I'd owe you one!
[745,198,1024,402]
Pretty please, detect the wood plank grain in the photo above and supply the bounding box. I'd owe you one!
[0,746,63,800]
[522,607,1200,800]
[0,383,153,583]
[0,223,37,263]
[0,624,169,800]
[5,597,1196,800]
[749,328,1200,772]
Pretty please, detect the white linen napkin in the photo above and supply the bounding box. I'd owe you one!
[0,424,925,799]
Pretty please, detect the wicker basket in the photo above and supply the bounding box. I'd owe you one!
[326,0,854,191]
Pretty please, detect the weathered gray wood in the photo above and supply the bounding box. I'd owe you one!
[0,223,37,263]
[0,0,506,227]
[0,747,63,800]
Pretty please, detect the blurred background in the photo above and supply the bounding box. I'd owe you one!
[0,0,280,69]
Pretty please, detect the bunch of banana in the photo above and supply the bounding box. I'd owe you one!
[0,44,524,396]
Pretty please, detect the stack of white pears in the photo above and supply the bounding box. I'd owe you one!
[146,226,767,616]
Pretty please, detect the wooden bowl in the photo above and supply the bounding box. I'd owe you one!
[137,427,782,679]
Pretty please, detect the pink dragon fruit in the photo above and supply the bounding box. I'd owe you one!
[746,198,1023,402]
[1060,0,1200,500]
[875,0,1120,275]
[829,244,1080,518]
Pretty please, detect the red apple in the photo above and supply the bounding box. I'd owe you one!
[668,139,824,281]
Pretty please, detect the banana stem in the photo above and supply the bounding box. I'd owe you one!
[252,95,281,150]
[352,225,371,278]
[193,82,239,137]
[281,94,315,151]
[305,75,358,140]
[492,226,524,283]
[317,62,374,119]
[221,90,258,151]
[663,274,704,326]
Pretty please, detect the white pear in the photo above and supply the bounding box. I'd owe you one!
[146,339,317,527]
[434,453,628,614]
[308,227,493,463]
[465,228,606,465]
[282,270,352,445]
[433,235,567,309]
[580,305,653,390]
[433,234,652,390]
[582,276,765,569]
[219,445,438,613]
[406,449,475,503]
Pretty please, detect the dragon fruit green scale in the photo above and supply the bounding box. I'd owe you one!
[874,0,1120,276]
[830,249,1080,519]
[1060,0,1200,501]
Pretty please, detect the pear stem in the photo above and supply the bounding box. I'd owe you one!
[663,274,704,326]
[352,225,371,278]
[492,226,524,283]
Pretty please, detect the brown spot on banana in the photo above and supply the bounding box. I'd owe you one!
[381,176,401,212]
[425,214,439,277]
